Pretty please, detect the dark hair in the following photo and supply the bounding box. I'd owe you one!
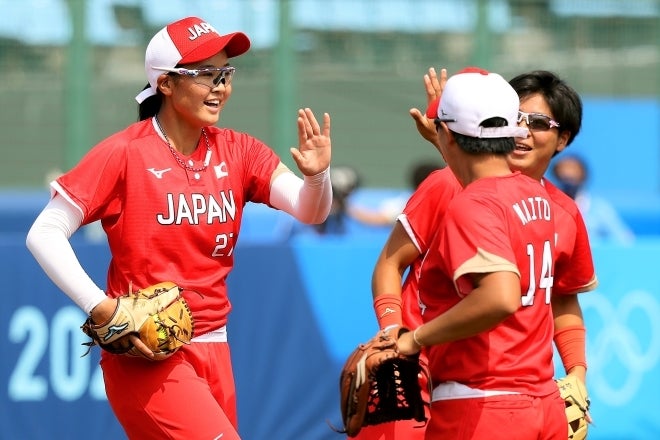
[410,162,443,188]
[509,70,583,147]
[451,117,515,155]
[137,83,162,121]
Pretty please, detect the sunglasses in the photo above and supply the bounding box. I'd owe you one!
[153,66,236,90]
[517,111,560,131]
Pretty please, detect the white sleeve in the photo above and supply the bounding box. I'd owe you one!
[269,168,332,224]
[25,195,108,314]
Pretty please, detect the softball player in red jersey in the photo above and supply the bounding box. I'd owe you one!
[415,173,565,438]
[26,16,332,440]
[367,68,596,439]
[393,68,567,439]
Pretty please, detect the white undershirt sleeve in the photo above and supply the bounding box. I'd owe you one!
[25,195,107,314]
[269,168,332,224]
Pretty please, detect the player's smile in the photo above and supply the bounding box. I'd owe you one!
[204,99,222,113]
[513,142,532,153]
[508,137,545,181]
[510,135,541,161]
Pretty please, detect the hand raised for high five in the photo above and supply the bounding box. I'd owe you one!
[409,67,448,147]
[290,108,331,176]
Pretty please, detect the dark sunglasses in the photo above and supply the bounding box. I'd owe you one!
[517,111,560,131]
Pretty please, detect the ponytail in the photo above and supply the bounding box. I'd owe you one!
[137,83,162,121]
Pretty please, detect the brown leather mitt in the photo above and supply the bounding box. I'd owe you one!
[334,327,428,437]
[81,281,194,358]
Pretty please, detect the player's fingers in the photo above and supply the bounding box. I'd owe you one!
[303,108,321,135]
[151,352,174,361]
[298,108,313,138]
[298,108,312,135]
[396,331,421,356]
[129,335,155,359]
[411,107,434,128]
[428,67,441,94]
[411,108,439,144]
[321,112,331,137]
[423,74,435,101]
[289,147,304,169]
[439,68,448,92]
[296,115,307,145]
[410,107,424,123]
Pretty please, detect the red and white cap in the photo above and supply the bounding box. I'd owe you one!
[135,16,251,103]
[435,67,528,139]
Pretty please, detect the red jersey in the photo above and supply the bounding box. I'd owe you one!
[399,171,597,328]
[53,118,280,336]
[398,168,462,328]
[418,172,558,396]
[544,180,598,295]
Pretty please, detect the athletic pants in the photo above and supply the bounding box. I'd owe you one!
[101,341,238,440]
[425,390,567,440]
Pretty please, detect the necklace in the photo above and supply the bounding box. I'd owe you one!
[154,116,212,173]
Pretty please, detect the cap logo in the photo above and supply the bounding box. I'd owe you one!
[187,22,217,41]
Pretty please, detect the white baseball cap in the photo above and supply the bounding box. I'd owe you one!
[135,16,251,104]
[435,67,529,139]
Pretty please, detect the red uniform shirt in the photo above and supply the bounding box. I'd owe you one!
[544,180,598,295]
[398,168,462,328]
[399,170,597,329]
[54,118,280,336]
[418,172,558,396]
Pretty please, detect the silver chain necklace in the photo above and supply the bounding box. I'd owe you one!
[154,116,212,173]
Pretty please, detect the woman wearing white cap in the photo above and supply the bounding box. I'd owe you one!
[26,16,332,439]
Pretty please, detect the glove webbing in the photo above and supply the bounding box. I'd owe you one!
[364,358,427,426]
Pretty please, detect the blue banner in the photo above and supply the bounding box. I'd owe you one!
[2,233,659,439]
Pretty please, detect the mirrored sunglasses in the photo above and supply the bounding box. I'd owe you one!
[517,111,560,131]
[153,66,236,90]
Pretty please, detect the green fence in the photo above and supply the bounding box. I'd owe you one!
[0,0,658,188]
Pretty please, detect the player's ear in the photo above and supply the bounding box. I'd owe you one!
[157,74,174,97]
[555,130,570,153]
[437,121,452,143]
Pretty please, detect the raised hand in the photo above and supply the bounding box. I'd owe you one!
[409,67,448,147]
[290,108,331,176]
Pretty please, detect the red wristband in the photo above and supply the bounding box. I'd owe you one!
[554,325,587,373]
[373,293,403,329]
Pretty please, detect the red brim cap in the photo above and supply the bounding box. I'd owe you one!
[425,96,440,119]
[179,31,251,64]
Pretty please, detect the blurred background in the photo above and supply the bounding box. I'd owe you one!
[0,1,659,439]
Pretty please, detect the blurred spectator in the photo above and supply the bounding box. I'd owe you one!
[348,161,444,226]
[311,165,362,235]
[552,154,634,244]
